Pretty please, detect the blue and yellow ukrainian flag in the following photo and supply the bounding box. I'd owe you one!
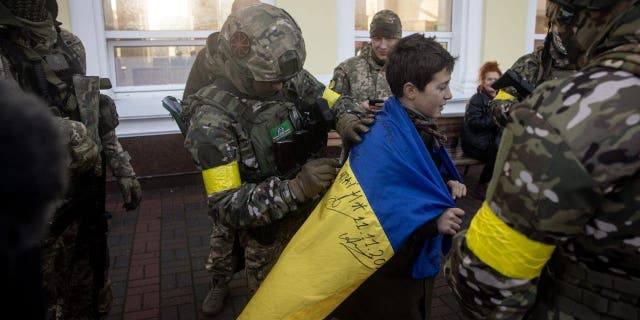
[239,97,461,320]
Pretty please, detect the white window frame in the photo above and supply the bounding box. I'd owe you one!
[69,0,274,137]
[106,37,206,93]
[70,0,479,136]
[526,0,546,53]
[336,0,483,116]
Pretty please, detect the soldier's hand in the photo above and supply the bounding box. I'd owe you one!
[436,208,465,235]
[59,118,99,174]
[288,158,340,202]
[118,176,142,211]
[336,112,375,144]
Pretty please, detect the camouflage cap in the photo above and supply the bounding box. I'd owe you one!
[219,3,305,82]
[369,10,402,38]
[0,0,48,22]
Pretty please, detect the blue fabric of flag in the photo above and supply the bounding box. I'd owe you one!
[349,96,461,278]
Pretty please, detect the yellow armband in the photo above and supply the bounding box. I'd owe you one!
[495,89,516,101]
[322,88,340,109]
[202,161,241,195]
[466,202,556,279]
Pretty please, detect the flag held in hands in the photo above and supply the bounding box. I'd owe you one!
[239,97,461,320]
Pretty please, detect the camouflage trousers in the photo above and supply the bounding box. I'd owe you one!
[42,219,111,319]
[205,214,307,292]
[42,221,78,320]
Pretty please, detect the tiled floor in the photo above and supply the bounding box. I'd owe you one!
[105,166,484,320]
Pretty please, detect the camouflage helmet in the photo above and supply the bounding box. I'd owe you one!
[0,0,48,22]
[370,10,402,38]
[218,3,305,83]
[546,0,638,66]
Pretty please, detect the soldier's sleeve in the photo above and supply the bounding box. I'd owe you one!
[102,131,136,177]
[283,69,326,106]
[98,94,136,177]
[511,51,541,87]
[445,72,635,318]
[329,64,351,96]
[489,88,519,128]
[59,28,87,74]
[184,102,299,229]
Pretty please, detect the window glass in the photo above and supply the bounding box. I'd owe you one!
[533,0,548,49]
[535,0,548,34]
[534,39,544,50]
[114,45,203,86]
[102,0,231,31]
[354,41,366,55]
[355,0,452,33]
[101,0,235,88]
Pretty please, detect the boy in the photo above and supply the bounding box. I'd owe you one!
[333,33,466,320]
[241,33,466,320]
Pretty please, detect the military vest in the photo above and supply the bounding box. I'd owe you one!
[187,82,327,183]
[0,28,102,147]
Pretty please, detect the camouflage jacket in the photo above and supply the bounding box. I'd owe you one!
[0,9,135,179]
[183,72,364,229]
[491,46,576,128]
[182,32,221,100]
[446,29,640,320]
[329,42,391,102]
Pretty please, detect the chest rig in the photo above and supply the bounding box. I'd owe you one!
[195,81,328,182]
[0,27,101,147]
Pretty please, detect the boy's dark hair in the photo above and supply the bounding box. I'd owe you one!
[385,33,456,97]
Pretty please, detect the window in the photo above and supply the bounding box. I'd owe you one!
[101,0,234,91]
[353,0,452,54]
[532,0,548,49]
[71,0,476,136]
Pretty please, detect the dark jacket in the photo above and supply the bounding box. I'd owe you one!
[461,89,499,153]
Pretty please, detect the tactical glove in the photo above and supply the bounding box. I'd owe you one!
[336,112,375,144]
[288,158,340,202]
[118,176,142,210]
[59,118,99,174]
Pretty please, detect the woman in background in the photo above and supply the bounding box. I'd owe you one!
[461,61,502,199]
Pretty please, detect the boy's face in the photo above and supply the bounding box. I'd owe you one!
[406,68,452,118]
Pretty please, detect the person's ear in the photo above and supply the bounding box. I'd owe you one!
[402,82,416,100]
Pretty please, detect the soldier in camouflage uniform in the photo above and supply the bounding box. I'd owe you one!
[445,0,640,319]
[490,27,577,128]
[329,9,402,113]
[0,80,67,320]
[182,3,372,316]
[0,0,142,318]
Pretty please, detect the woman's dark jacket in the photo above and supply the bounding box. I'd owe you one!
[461,89,500,153]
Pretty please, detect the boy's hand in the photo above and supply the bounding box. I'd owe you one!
[437,208,465,235]
[447,180,467,199]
